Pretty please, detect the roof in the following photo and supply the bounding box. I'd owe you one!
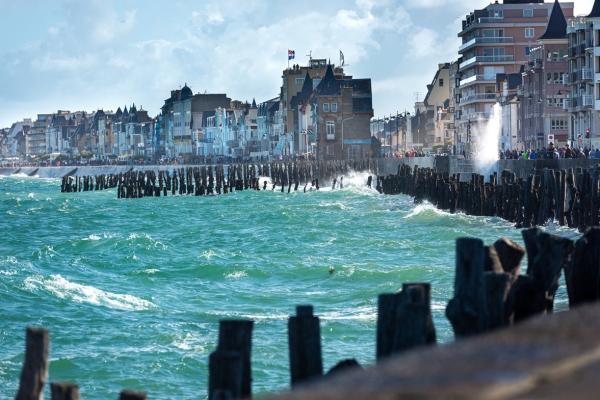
[180,84,193,100]
[539,0,567,40]
[316,65,340,96]
[589,0,600,18]
[290,72,314,108]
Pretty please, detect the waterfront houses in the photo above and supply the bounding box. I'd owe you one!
[456,0,574,151]
[160,85,231,160]
[566,0,600,150]
[521,0,571,150]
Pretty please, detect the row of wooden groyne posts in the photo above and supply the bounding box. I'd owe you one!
[59,160,377,198]
[59,159,600,232]
[379,164,600,232]
[13,226,600,399]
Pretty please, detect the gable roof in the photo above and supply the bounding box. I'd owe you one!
[589,0,600,18]
[540,0,567,40]
[316,65,340,96]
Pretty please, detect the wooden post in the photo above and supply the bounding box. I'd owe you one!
[16,327,49,400]
[445,238,488,337]
[288,305,323,386]
[50,383,79,400]
[216,320,253,398]
[377,284,434,361]
[119,390,147,400]
[565,227,600,307]
[209,350,243,400]
[522,228,573,312]
[492,237,525,275]
[484,272,511,330]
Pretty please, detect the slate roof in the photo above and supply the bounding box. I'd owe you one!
[316,65,340,96]
[589,0,600,17]
[539,0,567,40]
[291,72,314,108]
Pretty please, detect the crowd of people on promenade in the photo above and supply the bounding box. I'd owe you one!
[500,143,600,160]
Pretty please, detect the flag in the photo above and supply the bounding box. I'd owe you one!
[288,49,295,60]
[340,50,345,66]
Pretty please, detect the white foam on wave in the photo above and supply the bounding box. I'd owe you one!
[24,274,156,311]
[82,232,116,241]
[403,202,453,219]
[225,271,247,280]
[171,332,206,352]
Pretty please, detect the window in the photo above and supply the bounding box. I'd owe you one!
[489,10,503,18]
[551,119,567,130]
[323,103,330,112]
[326,121,335,140]
[331,103,338,112]
[295,78,304,85]
[483,47,505,57]
[523,9,533,18]
[439,79,444,87]
[525,28,535,38]
[525,47,531,56]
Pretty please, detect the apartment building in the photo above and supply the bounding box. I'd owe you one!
[522,0,570,149]
[457,0,574,152]
[566,0,600,149]
[26,114,52,157]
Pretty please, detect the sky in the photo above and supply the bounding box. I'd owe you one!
[0,0,595,128]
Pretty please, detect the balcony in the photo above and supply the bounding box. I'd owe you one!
[460,93,497,104]
[581,68,593,81]
[563,98,572,110]
[459,55,514,70]
[582,95,593,108]
[459,37,513,53]
[458,74,479,87]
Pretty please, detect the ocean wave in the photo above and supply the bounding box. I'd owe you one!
[225,271,247,279]
[24,274,156,311]
[403,202,454,219]
[171,332,206,352]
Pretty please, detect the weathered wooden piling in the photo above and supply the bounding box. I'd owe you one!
[377,283,434,361]
[50,383,80,400]
[119,390,147,400]
[16,327,49,400]
[288,305,323,386]
[446,238,488,337]
[209,319,254,399]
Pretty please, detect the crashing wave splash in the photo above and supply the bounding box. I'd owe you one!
[24,274,156,311]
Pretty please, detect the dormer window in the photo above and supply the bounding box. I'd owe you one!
[523,9,533,18]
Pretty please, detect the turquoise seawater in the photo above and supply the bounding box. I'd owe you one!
[0,173,577,398]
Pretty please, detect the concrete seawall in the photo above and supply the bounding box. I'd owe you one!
[2,157,599,180]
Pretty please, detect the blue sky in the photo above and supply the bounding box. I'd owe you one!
[0,0,594,127]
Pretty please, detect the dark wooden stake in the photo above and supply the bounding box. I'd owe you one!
[16,327,49,400]
[288,305,323,386]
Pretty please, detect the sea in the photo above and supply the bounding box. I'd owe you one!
[0,172,579,399]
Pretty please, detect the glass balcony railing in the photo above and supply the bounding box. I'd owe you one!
[459,37,513,52]
[582,95,594,107]
[460,93,497,103]
[459,55,514,69]
[581,68,593,80]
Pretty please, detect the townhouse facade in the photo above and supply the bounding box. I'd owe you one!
[456,0,574,153]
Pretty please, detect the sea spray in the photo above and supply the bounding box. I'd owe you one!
[473,103,502,179]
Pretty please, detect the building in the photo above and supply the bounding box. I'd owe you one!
[26,114,52,157]
[160,85,231,158]
[3,119,31,158]
[456,0,574,153]
[566,0,600,149]
[521,0,570,150]
[312,64,374,160]
[279,59,331,156]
